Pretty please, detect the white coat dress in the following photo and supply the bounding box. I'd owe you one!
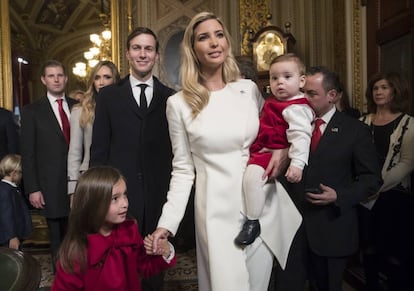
[157,79,301,291]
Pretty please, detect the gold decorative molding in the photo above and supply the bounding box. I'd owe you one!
[0,0,13,110]
[239,0,270,56]
[352,0,363,111]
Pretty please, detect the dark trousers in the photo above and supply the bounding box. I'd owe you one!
[308,251,348,291]
[46,217,67,271]
[274,223,308,291]
[142,272,165,291]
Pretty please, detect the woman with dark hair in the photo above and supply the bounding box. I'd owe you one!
[359,72,414,290]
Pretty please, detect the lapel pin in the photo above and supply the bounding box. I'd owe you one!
[331,127,339,132]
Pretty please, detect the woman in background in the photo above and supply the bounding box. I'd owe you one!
[359,72,414,290]
[67,61,120,199]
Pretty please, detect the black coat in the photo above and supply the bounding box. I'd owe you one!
[20,96,77,218]
[90,76,175,235]
[302,111,382,256]
[0,181,32,245]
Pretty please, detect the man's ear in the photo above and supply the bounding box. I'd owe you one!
[328,89,339,103]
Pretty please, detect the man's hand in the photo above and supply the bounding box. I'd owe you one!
[262,148,289,179]
[306,184,337,205]
[29,191,45,209]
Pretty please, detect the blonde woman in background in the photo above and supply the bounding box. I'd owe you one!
[67,61,120,200]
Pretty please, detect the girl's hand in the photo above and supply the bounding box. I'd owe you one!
[9,237,20,250]
[144,235,154,255]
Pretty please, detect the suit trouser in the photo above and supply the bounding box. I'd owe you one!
[274,223,308,291]
[46,217,68,271]
[136,174,165,291]
[308,251,348,291]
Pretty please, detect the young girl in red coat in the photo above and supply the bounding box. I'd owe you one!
[52,166,176,291]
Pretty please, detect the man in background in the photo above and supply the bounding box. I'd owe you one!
[90,27,175,291]
[275,66,382,291]
[20,60,76,269]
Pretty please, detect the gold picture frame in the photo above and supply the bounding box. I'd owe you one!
[251,26,295,73]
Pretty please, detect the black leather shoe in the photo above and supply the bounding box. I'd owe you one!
[234,219,261,246]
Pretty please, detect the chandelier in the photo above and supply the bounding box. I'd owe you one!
[73,7,111,81]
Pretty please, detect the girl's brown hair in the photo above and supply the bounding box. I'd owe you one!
[57,166,124,273]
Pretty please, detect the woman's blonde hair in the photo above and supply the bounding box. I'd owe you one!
[79,61,120,128]
[181,11,240,117]
[0,154,21,177]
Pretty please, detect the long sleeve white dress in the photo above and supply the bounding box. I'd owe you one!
[157,79,301,291]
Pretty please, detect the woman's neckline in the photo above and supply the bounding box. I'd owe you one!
[372,111,403,126]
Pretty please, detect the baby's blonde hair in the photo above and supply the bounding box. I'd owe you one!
[0,154,21,177]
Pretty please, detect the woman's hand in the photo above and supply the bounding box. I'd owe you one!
[151,227,171,253]
[261,148,289,179]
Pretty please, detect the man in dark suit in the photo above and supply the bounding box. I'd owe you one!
[90,27,175,291]
[274,66,382,291]
[0,107,19,160]
[20,60,76,267]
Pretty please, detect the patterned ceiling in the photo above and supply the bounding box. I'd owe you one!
[9,0,108,68]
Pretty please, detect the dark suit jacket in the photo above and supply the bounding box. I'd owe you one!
[90,75,175,235]
[0,108,19,160]
[20,96,77,218]
[300,111,382,257]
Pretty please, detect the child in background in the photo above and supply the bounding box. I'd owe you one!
[0,154,32,249]
[52,166,176,291]
[235,53,314,246]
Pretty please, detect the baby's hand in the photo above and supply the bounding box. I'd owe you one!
[285,166,303,183]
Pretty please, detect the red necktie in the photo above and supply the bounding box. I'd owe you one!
[57,98,70,144]
[311,118,324,153]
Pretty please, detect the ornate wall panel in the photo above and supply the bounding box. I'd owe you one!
[239,0,269,56]
[0,0,13,110]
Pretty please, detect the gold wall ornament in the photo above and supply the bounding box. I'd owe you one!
[352,0,363,112]
[240,0,270,56]
[250,23,296,73]
[0,0,13,110]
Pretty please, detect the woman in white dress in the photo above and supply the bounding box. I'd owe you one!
[151,12,301,291]
[67,61,119,199]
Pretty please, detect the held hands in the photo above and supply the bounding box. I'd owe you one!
[305,184,337,205]
[29,191,45,209]
[261,148,289,179]
[148,227,171,256]
[285,165,303,183]
[144,234,171,257]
